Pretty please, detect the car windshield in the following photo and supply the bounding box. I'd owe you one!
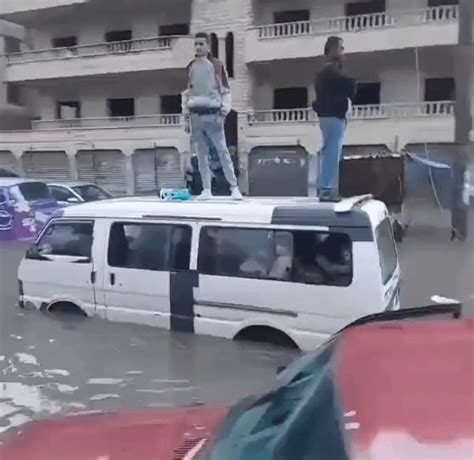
[205,339,349,460]
[17,182,53,202]
[72,184,112,202]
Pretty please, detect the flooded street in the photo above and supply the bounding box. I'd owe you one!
[1,207,473,434]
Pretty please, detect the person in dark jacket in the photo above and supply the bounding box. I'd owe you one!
[313,36,357,202]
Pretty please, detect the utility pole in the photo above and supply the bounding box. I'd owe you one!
[451,0,473,241]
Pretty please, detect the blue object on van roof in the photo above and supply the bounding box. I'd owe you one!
[159,189,191,201]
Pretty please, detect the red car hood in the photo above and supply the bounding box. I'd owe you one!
[0,406,229,460]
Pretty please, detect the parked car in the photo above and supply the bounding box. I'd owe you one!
[1,303,471,460]
[0,178,61,242]
[0,168,18,178]
[47,181,113,206]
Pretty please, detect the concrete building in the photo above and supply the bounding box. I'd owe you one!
[0,19,29,132]
[0,0,470,196]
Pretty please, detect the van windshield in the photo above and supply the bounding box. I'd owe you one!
[17,182,53,202]
[375,218,398,284]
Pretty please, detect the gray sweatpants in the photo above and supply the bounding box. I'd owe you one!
[190,112,238,191]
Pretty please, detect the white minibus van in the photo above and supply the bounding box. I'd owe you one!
[18,195,400,351]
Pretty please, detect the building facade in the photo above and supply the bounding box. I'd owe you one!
[0,0,471,196]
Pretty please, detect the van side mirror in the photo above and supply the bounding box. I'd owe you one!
[277,365,287,375]
[25,244,49,261]
[26,244,39,259]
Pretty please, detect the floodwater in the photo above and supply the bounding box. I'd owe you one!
[0,205,473,434]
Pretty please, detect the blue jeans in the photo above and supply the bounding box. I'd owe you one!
[191,113,238,191]
[318,117,346,199]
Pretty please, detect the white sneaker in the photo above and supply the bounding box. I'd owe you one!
[197,189,212,200]
[231,187,243,201]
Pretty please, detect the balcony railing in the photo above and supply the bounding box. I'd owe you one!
[248,102,455,124]
[6,36,184,65]
[253,5,458,39]
[31,114,182,130]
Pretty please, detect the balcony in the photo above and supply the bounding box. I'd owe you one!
[244,101,455,150]
[4,36,194,82]
[31,114,182,130]
[245,6,458,63]
[0,0,88,16]
[0,114,189,153]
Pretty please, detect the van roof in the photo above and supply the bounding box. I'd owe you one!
[0,178,44,187]
[61,195,388,232]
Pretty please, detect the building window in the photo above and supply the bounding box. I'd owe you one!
[428,0,458,6]
[52,36,77,48]
[210,33,219,58]
[105,30,132,42]
[161,95,182,114]
[198,227,353,287]
[273,10,310,23]
[4,37,21,53]
[424,78,455,101]
[107,223,192,272]
[424,78,455,114]
[107,98,135,118]
[159,24,190,36]
[7,84,21,105]
[354,82,381,105]
[225,32,235,78]
[35,221,94,258]
[56,101,81,119]
[345,0,386,29]
[105,30,132,52]
[273,87,308,110]
[345,1,386,16]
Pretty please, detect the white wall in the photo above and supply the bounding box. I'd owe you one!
[34,71,187,119]
[29,0,191,50]
[252,47,456,110]
[190,0,254,111]
[253,0,429,26]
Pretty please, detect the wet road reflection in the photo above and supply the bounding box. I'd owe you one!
[1,217,473,433]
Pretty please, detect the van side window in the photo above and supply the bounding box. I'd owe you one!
[107,223,191,272]
[199,227,277,279]
[375,217,398,284]
[38,221,93,258]
[198,227,353,287]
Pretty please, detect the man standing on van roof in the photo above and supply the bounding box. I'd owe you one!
[182,32,243,201]
[313,36,357,202]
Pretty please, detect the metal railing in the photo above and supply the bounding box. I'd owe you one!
[254,5,458,39]
[248,102,455,124]
[6,35,184,64]
[29,102,455,130]
[31,114,182,130]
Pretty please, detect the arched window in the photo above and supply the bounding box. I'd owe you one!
[210,33,219,58]
[225,32,235,78]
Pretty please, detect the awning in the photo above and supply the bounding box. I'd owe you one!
[405,151,451,170]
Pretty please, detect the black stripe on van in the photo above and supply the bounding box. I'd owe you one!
[169,270,199,333]
[271,206,373,242]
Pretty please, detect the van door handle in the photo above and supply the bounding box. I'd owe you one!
[110,273,116,286]
[90,271,96,284]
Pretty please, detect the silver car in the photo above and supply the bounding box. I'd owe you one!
[47,181,113,206]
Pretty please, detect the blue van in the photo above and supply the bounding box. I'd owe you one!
[0,178,62,242]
